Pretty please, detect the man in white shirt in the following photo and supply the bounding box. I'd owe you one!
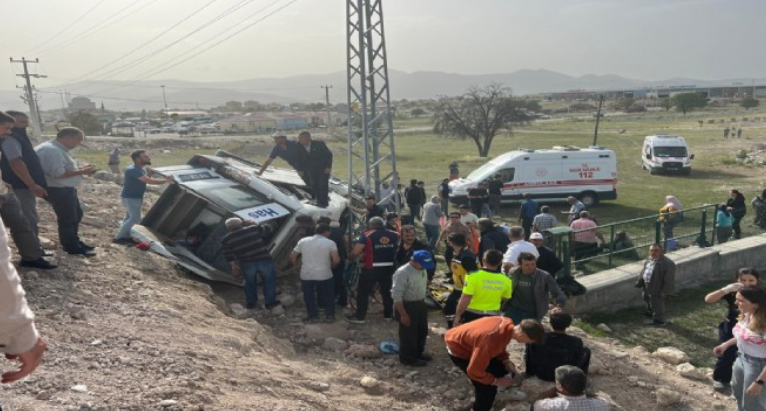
[534,365,610,411]
[503,226,539,274]
[291,223,340,323]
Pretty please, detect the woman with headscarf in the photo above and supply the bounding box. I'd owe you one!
[727,189,747,239]
[658,195,683,240]
[751,189,766,230]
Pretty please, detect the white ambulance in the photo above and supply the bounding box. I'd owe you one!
[449,146,617,207]
[641,135,693,175]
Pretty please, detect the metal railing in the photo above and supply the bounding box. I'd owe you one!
[546,204,720,276]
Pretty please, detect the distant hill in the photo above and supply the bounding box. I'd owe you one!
[2,69,764,111]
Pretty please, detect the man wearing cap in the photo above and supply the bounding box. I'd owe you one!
[221,217,280,310]
[530,232,563,277]
[391,249,434,366]
[347,216,400,324]
[453,249,512,326]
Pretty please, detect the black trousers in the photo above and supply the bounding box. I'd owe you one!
[714,319,738,384]
[306,169,330,207]
[462,310,491,324]
[395,300,428,362]
[333,259,347,306]
[449,354,508,411]
[45,187,84,253]
[0,192,42,261]
[443,289,462,328]
[355,268,394,320]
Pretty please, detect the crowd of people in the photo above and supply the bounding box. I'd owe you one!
[2,112,765,410]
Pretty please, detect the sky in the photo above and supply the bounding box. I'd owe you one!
[3,0,765,92]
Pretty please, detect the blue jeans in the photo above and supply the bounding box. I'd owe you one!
[732,352,766,411]
[423,223,440,249]
[301,278,335,319]
[115,197,143,240]
[240,260,278,307]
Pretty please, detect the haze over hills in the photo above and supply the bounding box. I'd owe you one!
[1,69,764,112]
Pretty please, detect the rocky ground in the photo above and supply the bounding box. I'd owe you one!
[0,175,739,411]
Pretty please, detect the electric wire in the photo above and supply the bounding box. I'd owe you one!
[25,0,108,54]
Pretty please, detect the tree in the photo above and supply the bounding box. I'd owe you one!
[614,98,635,111]
[433,84,530,157]
[410,108,426,117]
[68,112,101,135]
[522,99,542,112]
[741,96,760,110]
[670,92,707,115]
[658,98,672,111]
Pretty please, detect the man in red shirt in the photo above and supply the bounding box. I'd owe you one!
[445,316,544,411]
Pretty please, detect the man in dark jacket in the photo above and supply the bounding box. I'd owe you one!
[477,218,510,262]
[0,111,47,235]
[635,244,675,326]
[396,225,436,281]
[405,179,424,223]
[295,131,333,208]
[529,232,563,277]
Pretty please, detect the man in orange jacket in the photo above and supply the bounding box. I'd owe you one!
[445,316,544,411]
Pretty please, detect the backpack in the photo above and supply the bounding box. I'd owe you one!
[556,274,587,297]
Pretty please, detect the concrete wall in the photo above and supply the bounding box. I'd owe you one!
[566,235,766,315]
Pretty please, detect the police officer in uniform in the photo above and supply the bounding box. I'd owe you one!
[347,217,400,324]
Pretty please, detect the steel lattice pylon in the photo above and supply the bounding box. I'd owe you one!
[345,0,399,211]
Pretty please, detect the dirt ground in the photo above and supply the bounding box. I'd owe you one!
[0,168,740,411]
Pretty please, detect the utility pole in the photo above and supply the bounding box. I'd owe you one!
[10,57,46,143]
[160,85,168,113]
[320,85,333,134]
[593,94,604,146]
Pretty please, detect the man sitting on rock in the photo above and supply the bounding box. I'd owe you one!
[524,312,591,382]
[533,365,610,410]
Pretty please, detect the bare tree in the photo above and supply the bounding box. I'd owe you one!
[433,84,530,157]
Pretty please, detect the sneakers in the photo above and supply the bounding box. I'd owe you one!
[346,315,366,324]
[645,319,667,326]
[323,316,335,323]
[400,359,428,367]
[713,381,730,391]
[496,388,527,401]
[20,258,57,270]
[79,241,96,251]
[265,300,281,310]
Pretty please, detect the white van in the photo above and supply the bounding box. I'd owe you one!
[449,146,617,207]
[641,135,693,175]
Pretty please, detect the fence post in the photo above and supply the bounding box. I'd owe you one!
[608,225,615,268]
[562,240,571,276]
[697,208,711,247]
[656,220,662,248]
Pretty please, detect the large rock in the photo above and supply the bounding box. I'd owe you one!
[280,294,296,308]
[229,303,252,319]
[323,337,348,352]
[346,344,382,359]
[656,388,683,406]
[359,376,379,388]
[676,363,708,381]
[653,347,689,365]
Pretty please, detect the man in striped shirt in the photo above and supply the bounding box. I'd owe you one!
[532,206,559,248]
[221,217,280,310]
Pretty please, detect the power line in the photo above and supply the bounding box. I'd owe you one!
[70,0,258,89]
[60,0,222,86]
[40,75,322,94]
[25,0,108,54]
[92,0,300,96]
[36,89,210,107]
[36,0,155,57]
